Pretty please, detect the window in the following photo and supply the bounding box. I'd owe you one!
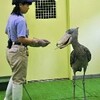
[35,0,56,19]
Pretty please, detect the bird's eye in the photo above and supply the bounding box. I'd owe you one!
[68,30,72,34]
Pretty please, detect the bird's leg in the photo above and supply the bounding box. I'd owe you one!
[83,68,86,100]
[73,72,76,100]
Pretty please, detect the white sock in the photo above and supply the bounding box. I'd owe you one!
[4,77,12,100]
[12,83,23,100]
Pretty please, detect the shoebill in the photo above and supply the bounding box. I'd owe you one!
[56,27,91,100]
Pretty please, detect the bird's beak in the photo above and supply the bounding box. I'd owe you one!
[56,32,72,49]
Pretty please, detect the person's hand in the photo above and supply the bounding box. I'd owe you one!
[38,39,50,47]
[30,38,50,47]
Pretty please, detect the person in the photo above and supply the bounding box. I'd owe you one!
[4,0,50,100]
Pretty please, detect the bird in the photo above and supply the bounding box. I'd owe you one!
[56,27,91,100]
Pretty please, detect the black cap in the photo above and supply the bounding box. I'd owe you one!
[12,0,36,5]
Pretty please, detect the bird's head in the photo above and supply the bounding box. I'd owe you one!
[56,27,79,49]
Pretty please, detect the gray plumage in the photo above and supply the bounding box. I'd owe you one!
[56,27,91,100]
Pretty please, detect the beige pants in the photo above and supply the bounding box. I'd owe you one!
[6,45,28,84]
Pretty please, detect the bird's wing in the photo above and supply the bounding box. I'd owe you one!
[70,50,76,67]
[84,47,91,62]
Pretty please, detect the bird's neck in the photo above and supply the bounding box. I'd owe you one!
[72,40,80,51]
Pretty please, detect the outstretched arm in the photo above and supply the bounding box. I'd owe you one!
[18,37,50,47]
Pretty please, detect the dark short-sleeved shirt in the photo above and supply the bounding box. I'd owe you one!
[5,14,29,42]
